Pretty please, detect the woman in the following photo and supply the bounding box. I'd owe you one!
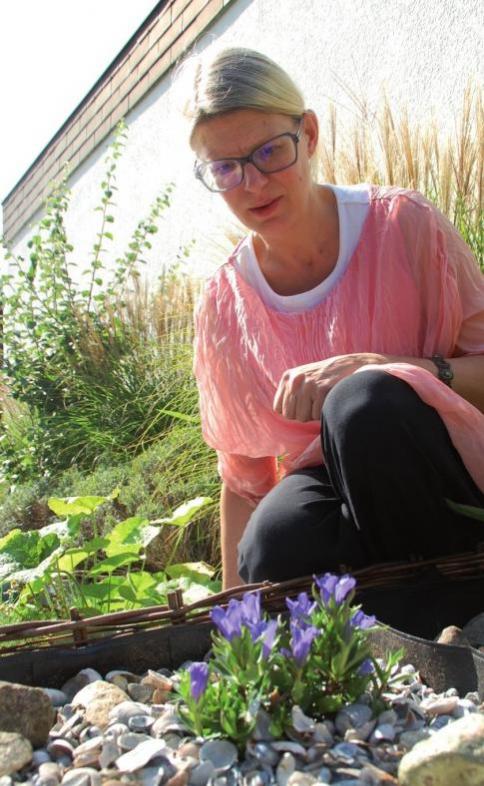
[185,48,484,590]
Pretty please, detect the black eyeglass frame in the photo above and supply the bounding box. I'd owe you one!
[194,116,305,193]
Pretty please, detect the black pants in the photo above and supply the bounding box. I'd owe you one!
[238,371,484,583]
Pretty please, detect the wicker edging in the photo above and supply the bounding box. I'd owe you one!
[1,551,483,654]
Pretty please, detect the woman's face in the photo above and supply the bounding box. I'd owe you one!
[191,109,318,235]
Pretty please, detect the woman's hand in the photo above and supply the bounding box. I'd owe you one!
[273,353,389,422]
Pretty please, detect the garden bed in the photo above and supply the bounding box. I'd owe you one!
[1,553,484,697]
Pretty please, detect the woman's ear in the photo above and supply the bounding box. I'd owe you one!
[303,110,319,157]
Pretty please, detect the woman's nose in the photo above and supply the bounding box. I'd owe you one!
[243,162,269,191]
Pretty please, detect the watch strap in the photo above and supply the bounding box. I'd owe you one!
[429,354,453,387]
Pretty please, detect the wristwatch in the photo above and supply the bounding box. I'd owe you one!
[429,354,454,387]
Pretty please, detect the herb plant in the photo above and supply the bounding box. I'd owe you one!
[0,493,217,624]
[177,576,403,746]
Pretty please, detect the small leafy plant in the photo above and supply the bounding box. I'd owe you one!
[177,575,403,746]
[0,121,183,484]
[0,493,217,624]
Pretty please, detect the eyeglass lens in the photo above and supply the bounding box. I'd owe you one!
[202,133,298,191]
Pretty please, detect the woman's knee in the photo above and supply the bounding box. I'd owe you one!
[322,369,421,442]
[237,502,284,583]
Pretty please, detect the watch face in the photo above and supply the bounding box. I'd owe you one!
[442,369,453,380]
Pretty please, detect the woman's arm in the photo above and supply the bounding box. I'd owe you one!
[220,481,255,590]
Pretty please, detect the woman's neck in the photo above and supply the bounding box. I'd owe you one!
[253,185,340,295]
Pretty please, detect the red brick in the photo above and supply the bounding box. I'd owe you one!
[171,0,192,24]
[183,0,224,41]
[127,71,153,112]
[181,0,209,30]
[145,48,172,88]
[158,12,183,54]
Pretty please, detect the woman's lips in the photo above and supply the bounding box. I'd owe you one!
[248,196,282,217]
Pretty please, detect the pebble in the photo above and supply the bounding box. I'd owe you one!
[0,732,32,777]
[127,683,155,703]
[41,689,69,708]
[4,652,483,786]
[115,738,169,772]
[335,704,373,735]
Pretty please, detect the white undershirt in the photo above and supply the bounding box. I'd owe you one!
[232,183,371,313]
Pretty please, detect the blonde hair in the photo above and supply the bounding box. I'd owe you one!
[182,47,306,144]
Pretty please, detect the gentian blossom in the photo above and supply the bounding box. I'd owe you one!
[350,610,377,629]
[188,661,209,701]
[261,618,278,659]
[314,573,356,605]
[211,592,276,652]
[289,620,319,666]
[358,658,375,676]
[211,600,243,641]
[286,592,317,626]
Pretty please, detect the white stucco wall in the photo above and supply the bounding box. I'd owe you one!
[9,0,483,283]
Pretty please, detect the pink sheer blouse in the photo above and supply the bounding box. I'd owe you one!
[193,187,484,506]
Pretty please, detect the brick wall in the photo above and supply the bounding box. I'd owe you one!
[2,0,234,242]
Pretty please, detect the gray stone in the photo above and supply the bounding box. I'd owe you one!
[31,751,51,767]
[41,689,68,708]
[462,613,484,647]
[398,713,484,785]
[370,724,396,743]
[199,740,238,773]
[453,699,478,719]
[61,767,101,786]
[115,738,169,772]
[189,760,215,786]
[420,696,459,716]
[0,682,56,747]
[61,670,103,703]
[108,701,151,726]
[275,752,295,786]
[127,683,154,703]
[0,732,32,776]
[335,704,373,735]
[286,773,317,786]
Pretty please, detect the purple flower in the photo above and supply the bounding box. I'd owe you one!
[290,621,319,666]
[314,573,356,605]
[314,573,339,604]
[240,592,261,626]
[335,575,357,603]
[210,592,264,642]
[350,610,377,629]
[358,658,375,676]
[188,661,209,701]
[286,592,317,625]
[261,619,278,659]
[211,599,243,641]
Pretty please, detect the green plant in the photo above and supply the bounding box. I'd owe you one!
[0,121,185,483]
[0,493,218,624]
[176,578,403,747]
[316,86,483,266]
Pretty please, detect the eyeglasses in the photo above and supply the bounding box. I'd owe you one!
[194,117,304,193]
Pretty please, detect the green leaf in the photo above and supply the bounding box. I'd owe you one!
[150,497,213,529]
[56,548,90,572]
[88,553,139,576]
[118,571,158,603]
[0,528,61,580]
[166,561,216,584]
[447,499,484,522]
[157,408,200,424]
[104,516,160,557]
[7,545,65,584]
[48,494,115,517]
